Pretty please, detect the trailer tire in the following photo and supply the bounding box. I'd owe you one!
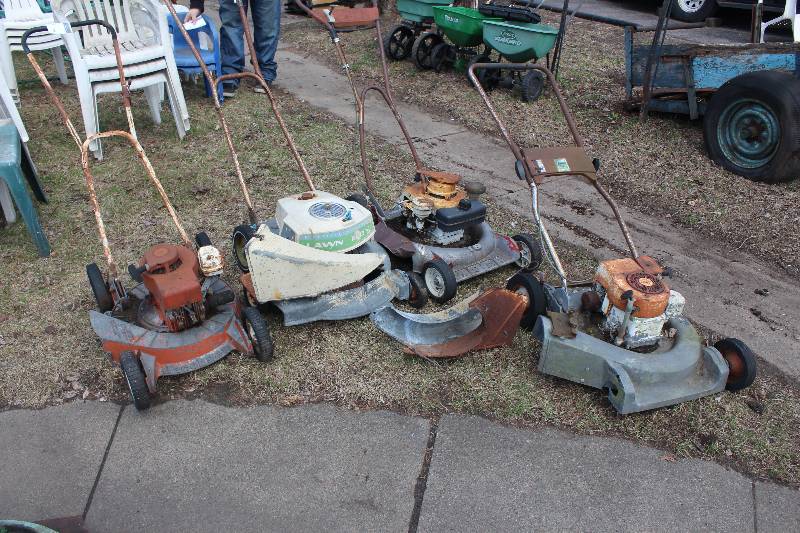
[120,351,151,411]
[716,338,757,391]
[243,306,274,362]
[704,71,800,183]
[407,271,429,309]
[423,258,457,304]
[506,272,547,331]
[512,233,543,270]
[384,24,415,60]
[86,263,113,312]
[232,224,256,273]
[672,0,717,22]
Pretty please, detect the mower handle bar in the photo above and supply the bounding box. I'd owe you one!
[467,62,644,269]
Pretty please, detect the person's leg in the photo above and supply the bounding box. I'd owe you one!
[219,0,247,91]
[251,0,281,82]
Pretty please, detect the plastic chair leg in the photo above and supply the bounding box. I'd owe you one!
[0,180,16,224]
[2,166,50,256]
[144,84,163,125]
[163,76,187,139]
[52,46,68,85]
[21,142,47,203]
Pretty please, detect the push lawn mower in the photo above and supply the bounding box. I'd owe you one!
[165,3,426,335]
[23,22,269,411]
[373,63,757,414]
[299,3,537,304]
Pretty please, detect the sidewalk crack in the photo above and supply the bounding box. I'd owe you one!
[408,416,440,533]
[82,404,125,521]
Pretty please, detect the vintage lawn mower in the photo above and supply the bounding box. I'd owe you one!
[472,2,558,102]
[165,3,427,334]
[23,22,269,411]
[298,6,537,304]
[373,63,757,414]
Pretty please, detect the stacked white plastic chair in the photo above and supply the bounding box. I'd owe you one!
[53,0,190,159]
[0,66,29,223]
[0,0,68,104]
[760,0,800,42]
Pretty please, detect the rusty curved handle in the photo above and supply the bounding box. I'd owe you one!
[79,130,192,278]
[358,84,423,197]
[466,62,642,264]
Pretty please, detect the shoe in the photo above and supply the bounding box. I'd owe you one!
[222,84,238,98]
[253,80,273,94]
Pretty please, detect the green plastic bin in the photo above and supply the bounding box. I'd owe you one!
[433,6,499,48]
[396,0,451,24]
[482,20,558,62]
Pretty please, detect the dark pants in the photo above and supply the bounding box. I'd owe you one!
[219,0,281,85]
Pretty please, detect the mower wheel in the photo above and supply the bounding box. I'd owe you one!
[512,233,543,270]
[506,271,547,331]
[407,271,429,309]
[346,192,370,209]
[195,231,212,247]
[703,71,800,183]
[520,70,545,103]
[120,351,151,411]
[86,263,113,312]
[715,338,757,391]
[243,306,274,362]
[384,24,415,61]
[423,258,457,304]
[232,224,256,273]
[412,31,443,70]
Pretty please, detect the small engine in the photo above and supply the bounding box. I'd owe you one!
[592,257,685,349]
[399,170,486,246]
[139,244,206,332]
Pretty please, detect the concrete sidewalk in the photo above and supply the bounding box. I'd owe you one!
[1,400,798,532]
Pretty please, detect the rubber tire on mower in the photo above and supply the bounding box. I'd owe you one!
[703,71,800,183]
[512,233,543,270]
[242,306,274,362]
[195,231,212,247]
[715,337,757,391]
[120,351,151,411]
[520,70,545,103]
[232,224,256,273]
[412,32,443,70]
[671,0,717,22]
[86,262,113,312]
[506,271,547,331]
[384,24,415,61]
[422,258,457,304]
[407,271,429,309]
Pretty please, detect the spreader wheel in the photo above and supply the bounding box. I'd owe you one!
[407,271,429,309]
[195,231,212,247]
[466,54,494,88]
[512,233,543,270]
[423,258,457,304]
[232,223,256,273]
[430,42,451,72]
[715,338,757,391]
[86,263,113,312]
[243,306,274,362]
[384,24,415,60]
[520,70,545,103]
[412,31,443,70]
[506,271,547,331]
[120,351,151,411]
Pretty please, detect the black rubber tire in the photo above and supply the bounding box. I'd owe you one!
[703,71,800,183]
[512,233,543,270]
[506,271,547,331]
[242,306,274,362]
[232,224,256,273]
[520,70,545,103]
[407,271,429,309]
[671,0,717,22]
[422,258,457,304]
[120,351,151,411]
[412,32,443,70]
[430,42,450,72]
[715,338,757,391]
[346,192,370,209]
[384,24,415,61]
[86,262,113,312]
[466,53,491,87]
[195,231,212,248]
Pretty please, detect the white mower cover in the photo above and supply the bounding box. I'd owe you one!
[246,226,383,302]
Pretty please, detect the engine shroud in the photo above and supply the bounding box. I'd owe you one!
[595,256,669,319]
[140,243,204,332]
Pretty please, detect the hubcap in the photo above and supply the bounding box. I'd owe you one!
[234,234,249,269]
[678,0,705,12]
[425,268,446,298]
[721,348,745,382]
[717,99,779,169]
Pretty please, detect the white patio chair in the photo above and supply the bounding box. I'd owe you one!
[0,66,29,223]
[52,0,190,159]
[0,0,68,104]
[761,0,800,42]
